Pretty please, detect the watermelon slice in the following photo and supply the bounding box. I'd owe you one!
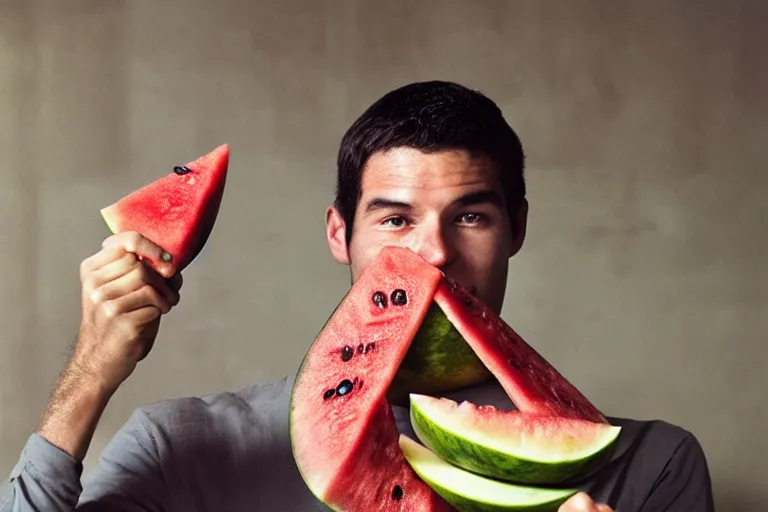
[409,394,621,485]
[290,246,616,511]
[290,247,453,511]
[432,279,607,424]
[399,435,576,512]
[100,143,229,273]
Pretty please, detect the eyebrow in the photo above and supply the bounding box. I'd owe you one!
[364,190,505,213]
[365,197,413,212]
[453,190,505,208]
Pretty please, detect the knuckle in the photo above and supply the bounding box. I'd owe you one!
[82,276,99,296]
[100,299,119,320]
[89,288,104,306]
[124,231,141,253]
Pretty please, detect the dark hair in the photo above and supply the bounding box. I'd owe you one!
[334,80,526,244]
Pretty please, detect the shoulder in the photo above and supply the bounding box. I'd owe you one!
[131,374,295,440]
[605,415,712,489]
[608,415,706,461]
[603,416,714,510]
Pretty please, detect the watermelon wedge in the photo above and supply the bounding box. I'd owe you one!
[409,394,621,484]
[289,246,617,511]
[290,247,452,511]
[100,143,229,273]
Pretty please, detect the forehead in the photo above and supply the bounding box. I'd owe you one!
[360,147,503,198]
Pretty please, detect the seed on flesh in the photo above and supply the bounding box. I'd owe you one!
[341,346,354,362]
[322,388,335,400]
[357,343,365,353]
[391,289,408,306]
[364,342,375,353]
[508,358,521,370]
[392,485,404,500]
[372,291,388,308]
[173,165,191,175]
[336,379,354,396]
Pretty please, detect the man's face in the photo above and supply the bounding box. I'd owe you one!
[326,147,527,314]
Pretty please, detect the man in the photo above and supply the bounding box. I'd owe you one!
[1,81,714,511]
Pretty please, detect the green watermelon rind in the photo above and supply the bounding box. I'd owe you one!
[409,395,621,485]
[101,209,119,234]
[399,435,576,512]
[392,302,493,394]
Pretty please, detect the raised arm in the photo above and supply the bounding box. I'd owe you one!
[1,232,181,511]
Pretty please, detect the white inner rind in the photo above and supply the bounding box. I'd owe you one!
[411,394,621,464]
[399,435,575,506]
[100,207,120,233]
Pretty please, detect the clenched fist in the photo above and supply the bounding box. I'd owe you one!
[70,231,183,393]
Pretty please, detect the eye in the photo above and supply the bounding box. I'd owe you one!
[458,212,484,225]
[382,216,408,228]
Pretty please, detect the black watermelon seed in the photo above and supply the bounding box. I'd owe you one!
[341,346,354,362]
[323,388,335,400]
[173,165,191,175]
[392,485,404,500]
[391,289,408,306]
[372,291,388,308]
[336,379,354,396]
[364,342,376,353]
[357,343,365,354]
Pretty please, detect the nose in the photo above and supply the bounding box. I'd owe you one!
[413,219,454,269]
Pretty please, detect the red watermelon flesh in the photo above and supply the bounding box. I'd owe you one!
[290,245,609,510]
[289,246,453,511]
[100,143,229,273]
[433,279,607,424]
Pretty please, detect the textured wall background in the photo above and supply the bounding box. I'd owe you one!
[1,1,765,510]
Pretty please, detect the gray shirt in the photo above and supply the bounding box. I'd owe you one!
[1,375,714,511]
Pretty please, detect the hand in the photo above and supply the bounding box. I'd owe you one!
[71,231,182,393]
[559,492,613,512]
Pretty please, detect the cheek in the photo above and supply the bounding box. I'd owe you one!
[458,232,510,287]
[348,238,388,281]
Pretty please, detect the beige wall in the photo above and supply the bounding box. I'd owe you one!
[1,1,765,509]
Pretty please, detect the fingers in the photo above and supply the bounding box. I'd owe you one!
[104,284,171,317]
[88,251,139,286]
[80,245,128,280]
[91,263,179,312]
[559,492,613,512]
[81,232,182,316]
[101,231,176,278]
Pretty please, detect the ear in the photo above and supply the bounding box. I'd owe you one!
[509,198,529,258]
[326,205,350,265]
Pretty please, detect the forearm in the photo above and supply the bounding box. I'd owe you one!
[0,433,84,511]
[36,363,114,463]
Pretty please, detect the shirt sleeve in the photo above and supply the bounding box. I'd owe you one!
[0,408,167,512]
[639,432,715,512]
